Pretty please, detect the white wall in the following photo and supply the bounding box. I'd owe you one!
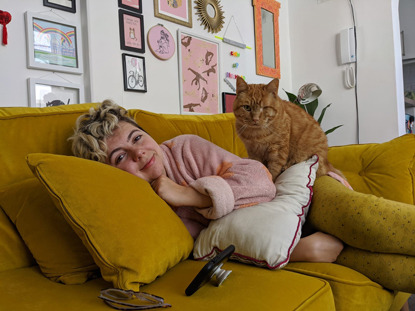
[0,0,291,112]
[85,0,292,112]
[288,0,405,145]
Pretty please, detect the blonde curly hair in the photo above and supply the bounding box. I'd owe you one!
[69,100,143,162]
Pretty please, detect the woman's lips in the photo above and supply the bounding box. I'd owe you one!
[141,155,155,171]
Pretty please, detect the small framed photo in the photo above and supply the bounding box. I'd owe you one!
[222,92,236,113]
[154,0,192,28]
[43,0,76,13]
[119,9,145,54]
[122,53,147,92]
[147,24,175,60]
[25,11,83,74]
[27,78,84,107]
[118,0,142,14]
[178,30,220,114]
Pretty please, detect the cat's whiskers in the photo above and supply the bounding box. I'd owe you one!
[237,124,248,136]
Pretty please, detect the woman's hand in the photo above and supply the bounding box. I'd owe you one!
[151,175,212,208]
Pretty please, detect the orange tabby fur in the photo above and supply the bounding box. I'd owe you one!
[233,77,343,181]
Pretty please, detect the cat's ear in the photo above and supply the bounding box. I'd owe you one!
[236,76,248,94]
[266,78,280,97]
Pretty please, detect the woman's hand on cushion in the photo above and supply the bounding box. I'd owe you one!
[151,176,212,208]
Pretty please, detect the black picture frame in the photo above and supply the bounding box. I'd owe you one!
[122,53,147,93]
[119,10,145,54]
[118,0,142,14]
[43,0,76,13]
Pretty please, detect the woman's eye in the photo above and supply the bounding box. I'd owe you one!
[133,135,142,143]
[115,153,125,165]
[243,105,251,112]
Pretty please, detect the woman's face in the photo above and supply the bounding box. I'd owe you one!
[105,121,166,183]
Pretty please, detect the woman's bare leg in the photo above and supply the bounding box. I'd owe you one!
[290,232,344,263]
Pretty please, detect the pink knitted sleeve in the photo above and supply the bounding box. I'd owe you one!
[161,135,276,220]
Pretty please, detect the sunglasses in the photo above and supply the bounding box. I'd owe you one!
[99,288,171,310]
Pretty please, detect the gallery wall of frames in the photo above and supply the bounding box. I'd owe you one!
[0,0,292,114]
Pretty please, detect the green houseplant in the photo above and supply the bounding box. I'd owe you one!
[284,90,343,135]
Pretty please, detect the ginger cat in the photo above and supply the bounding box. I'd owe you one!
[233,77,343,181]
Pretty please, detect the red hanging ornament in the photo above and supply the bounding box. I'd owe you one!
[0,10,12,45]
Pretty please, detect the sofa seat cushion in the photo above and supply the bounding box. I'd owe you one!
[128,109,248,158]
[285,262,395,311]
[0,261,335,311]
[328,134,415,205]
[27,153,194,291]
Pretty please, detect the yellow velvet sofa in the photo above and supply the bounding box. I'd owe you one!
[0,103,414,311]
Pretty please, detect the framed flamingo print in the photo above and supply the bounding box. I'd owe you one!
[178,30,220,114]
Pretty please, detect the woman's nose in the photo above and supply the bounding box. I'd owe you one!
[132,148,145,161]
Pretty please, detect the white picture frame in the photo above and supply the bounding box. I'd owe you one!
[27,78,84,107]
[177,30,221,114]
[25,11,83,74]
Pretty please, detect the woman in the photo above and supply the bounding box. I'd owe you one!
[70,100,343,263]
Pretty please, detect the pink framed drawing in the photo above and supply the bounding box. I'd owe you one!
[118,0,142,14]
[178,30,220,114]
[154,0,192,28]
[119,9,145,53]
[147,24,175,60]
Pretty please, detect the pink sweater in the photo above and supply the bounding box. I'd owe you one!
[160,135,276,239]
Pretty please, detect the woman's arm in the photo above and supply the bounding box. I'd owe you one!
[160,135,276,219]
[151,175,212,208]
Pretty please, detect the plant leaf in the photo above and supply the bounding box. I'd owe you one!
[284,90,298,104]
[325,125,343,135]
[304,99,318,117]
[317,103,332,124]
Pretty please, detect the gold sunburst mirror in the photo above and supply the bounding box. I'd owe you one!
[194,0,225,34]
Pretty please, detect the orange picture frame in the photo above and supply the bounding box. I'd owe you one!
[253,0,281,79]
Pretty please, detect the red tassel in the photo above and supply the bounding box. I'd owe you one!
[2,24,7,45]
[0,11,12,46]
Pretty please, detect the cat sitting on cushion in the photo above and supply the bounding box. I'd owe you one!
[233,77,345,182]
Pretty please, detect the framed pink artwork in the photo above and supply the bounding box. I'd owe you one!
[147,24,175,60]
[118,0,142,14]
[222,92,236,113]
[154,0,192,28]
[119,9,145,53]
[178,30,220,114]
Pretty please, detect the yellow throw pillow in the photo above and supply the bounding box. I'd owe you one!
[27,153,194,291]
[0,178,98,284]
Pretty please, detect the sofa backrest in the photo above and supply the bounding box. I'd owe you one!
[129,109,248,158]
[328,134,415,205]
[0,104,96,189]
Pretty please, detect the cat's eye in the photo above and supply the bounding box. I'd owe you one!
[242,105,252,112]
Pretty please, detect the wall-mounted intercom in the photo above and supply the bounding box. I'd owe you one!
[340,27,356,64]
